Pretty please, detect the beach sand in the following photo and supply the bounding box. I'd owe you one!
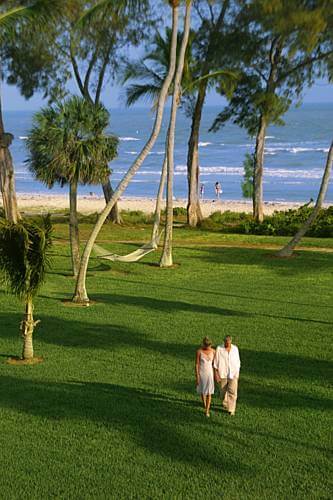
[6,194,317,216]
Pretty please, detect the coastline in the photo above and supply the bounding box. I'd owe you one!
[3,193,329,216]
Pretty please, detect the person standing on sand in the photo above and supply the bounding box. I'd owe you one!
[215,181,222,200]
[200,183,205,199]
[214,335,240,416]
[195,337,215,417]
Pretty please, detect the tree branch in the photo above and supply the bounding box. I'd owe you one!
[95,48,111,105]
[277,49,333,84]
[70,35,85,97]
[83,47,100,98]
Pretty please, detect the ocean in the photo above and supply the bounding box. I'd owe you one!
[4,103,333,203]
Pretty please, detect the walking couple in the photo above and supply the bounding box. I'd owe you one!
[195,335,241,418]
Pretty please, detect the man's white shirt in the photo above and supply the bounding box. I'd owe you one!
[214,344,241,379]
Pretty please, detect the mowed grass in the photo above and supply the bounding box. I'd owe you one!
[0,221,332,499]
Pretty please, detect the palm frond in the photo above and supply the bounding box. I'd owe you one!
[76,0,147,29]
[26,96,119,188]
[0,216,53,300]
[124,83,162,107]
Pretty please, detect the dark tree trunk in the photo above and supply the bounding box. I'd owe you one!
[102,179,122,224]
[69,174,80,277]
[187,81,207,227]
[0,102,20,223]
[253,114,267,223]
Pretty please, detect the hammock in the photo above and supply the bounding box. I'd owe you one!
[93,231,161,263]
[93,156,167,263]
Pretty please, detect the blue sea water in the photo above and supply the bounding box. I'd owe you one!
[4,103,333,202]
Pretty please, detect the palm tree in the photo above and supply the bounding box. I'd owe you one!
[26,96,118,277]
[160,0,192,267]
[122,1,234,227]
[122,27,195,107]
[0,215,52,362]
[276,141,333,258]
[72,0,181,304]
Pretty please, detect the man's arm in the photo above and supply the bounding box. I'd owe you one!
[213,348,221,382]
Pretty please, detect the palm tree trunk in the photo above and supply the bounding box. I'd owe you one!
[69,174,80,277]
[72,4,180,304]
[151,155,167,244]
[21,298,34,360]
[102,179,122,224]
[160,0,192,267]
[276,141,333,258]
[253,114,267,222]
[0,99,20,223]
[187,80,207,227]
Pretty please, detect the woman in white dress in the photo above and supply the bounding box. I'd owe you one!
[195,337,215,417]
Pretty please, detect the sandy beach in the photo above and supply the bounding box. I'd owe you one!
[4,193,321,216]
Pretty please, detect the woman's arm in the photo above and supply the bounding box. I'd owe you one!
[195,350,201,385]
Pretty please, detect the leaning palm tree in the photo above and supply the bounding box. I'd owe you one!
[0,215,52,362]
[276,141,333,258]
[72,0,181,304]
[26,96,118,277]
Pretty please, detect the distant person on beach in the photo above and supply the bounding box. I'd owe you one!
[195,337,215,418]
[214,335,241,416]
[215,181,222,200]
[200,183,205,199]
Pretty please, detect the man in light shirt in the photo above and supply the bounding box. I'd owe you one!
[214,335,241,416]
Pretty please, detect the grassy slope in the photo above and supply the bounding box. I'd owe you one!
[0,223,332,499]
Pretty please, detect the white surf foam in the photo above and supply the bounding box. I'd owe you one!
[198,142,213,147]
[119,136,140,141]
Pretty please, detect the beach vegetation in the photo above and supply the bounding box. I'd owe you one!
[200,205,333,238]
[0,214,52,362]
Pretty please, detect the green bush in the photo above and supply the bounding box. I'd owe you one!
[120,210,153,225]
[200,206,333,237]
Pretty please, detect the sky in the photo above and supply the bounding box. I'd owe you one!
[3,77,333,112]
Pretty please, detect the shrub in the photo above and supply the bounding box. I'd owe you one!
[200,206,333,238]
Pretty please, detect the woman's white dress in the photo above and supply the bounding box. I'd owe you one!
[196,351,215,395]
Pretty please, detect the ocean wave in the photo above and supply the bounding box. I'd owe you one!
[198,142,213,147]
[175,164,332,180]
[265,146,329,154]
[125,151,138,155]
[119,136,140,141]
[265,135,275,139]
[19,136,28,140]
[176,165,242,175]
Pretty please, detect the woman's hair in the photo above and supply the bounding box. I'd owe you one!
[202,336,212,348]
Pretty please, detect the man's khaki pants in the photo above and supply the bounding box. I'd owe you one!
[220,378,238,413]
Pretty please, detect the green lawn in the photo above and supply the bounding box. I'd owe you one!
[0,222,332,499]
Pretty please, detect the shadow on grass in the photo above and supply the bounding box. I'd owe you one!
[240,379,332,412]
[1,313,331,387]
[91,293,332,326]
[110,277,333,311]
[185,246,332,276]
[0,376,251,474]
[92,293,250,318]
